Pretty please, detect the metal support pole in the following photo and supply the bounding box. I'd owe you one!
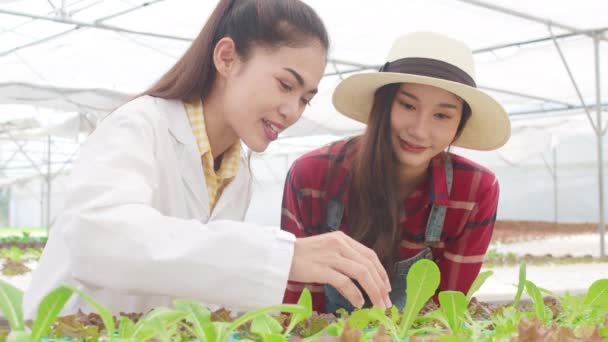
[60,0,66,18]
[553,147,558,224]
[46,135,52,231]
[542,149,558,224]
[549,26,598,132]
[593,35,606,257]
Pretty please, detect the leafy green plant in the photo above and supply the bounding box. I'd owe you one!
[398,259,440,338]
[465,270,493,303]
[584,279,608,308]
[513,262,527,307]
[525,280,551,324]
[0,260,607,342]
[438,291,467,335]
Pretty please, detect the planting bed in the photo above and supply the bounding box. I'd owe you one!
[0,261,605,341]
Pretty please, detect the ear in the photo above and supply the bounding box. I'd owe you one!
[213,37,238,77]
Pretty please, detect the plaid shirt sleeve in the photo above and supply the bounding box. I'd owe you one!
[438,174,499,294]
[280,157,328,313]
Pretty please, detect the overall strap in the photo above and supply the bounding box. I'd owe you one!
[425,153,454,244]
[325,174,351,231]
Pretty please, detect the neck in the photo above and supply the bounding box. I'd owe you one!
[202,86,239,159]
[398,162,430,200]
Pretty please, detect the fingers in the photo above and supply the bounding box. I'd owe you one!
[343,235,392,291]
[289,232,393,310]
[328,254,392,310]
[324,269,365,308]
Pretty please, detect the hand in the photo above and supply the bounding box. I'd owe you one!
[288,231,392,309]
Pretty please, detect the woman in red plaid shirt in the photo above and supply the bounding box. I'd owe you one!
[281,32,511,313]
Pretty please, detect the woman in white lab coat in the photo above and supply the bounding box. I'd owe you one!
[24,0,391,319]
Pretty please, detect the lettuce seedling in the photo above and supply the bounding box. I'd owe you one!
[513,262,527,307]
[398,259,440,338]
[438,291,467,335]
[465,271,493,303]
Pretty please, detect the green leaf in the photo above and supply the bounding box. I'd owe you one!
[148,317,171,342]
[438,291,467,335]
[465,271,493,303]
[211,322,231,342]
[30,286,73,341]
[285,288,312,335]
[583,279,608,308]
[0,280,25,331]
[260,333,287,342]
[221,304,305,342]
[398,259,440,338]
[525,280,546,322]
[439,335,468,342]
[390,305,399,324]
[174,299,211,341]
[130,319,157,341]
[513,263,527,307]
[118,316,135,338]
[6,331,29,342]
[250,314,283,336]
[365,307,400,339]
[301,321,344,341]
[65,285,115,340]
[538,286,558,297]
[142,307,188,328]
[325,322,342,336]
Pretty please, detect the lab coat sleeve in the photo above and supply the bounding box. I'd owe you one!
[61,103,295,310]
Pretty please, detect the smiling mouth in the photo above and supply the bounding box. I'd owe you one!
[262,118,280,134]
[399,138,427,153]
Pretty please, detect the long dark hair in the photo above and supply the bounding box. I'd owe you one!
[143,0,329,102]
[334,83,472,277]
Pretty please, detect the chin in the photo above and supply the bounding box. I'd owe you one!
[244,139,269,153]
[397,154,427,168]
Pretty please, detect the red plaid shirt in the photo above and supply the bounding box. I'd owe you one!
[280,139,499,313]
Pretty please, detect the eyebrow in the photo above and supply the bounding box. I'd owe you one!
[399,90,459,109]
[284,67,318,94]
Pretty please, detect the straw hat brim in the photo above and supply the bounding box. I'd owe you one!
[332,72,511,151]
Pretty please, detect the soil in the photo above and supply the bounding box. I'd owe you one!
[491,220,600,244]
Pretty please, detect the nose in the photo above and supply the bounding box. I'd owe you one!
[278,96,302,126]
[407,112,430,140]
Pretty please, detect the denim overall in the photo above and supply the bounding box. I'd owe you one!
[324,154,453,314]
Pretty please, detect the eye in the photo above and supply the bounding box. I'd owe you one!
[399,100,416,111]
[434,113,451,120]
[301,98,311,106]
[279,80,292,92]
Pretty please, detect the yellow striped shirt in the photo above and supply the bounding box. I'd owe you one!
[184,99,241,210]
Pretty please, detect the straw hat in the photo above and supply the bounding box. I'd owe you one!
[332,32,511,150]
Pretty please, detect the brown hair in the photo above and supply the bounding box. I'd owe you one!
[335,83,471,277]
[143,0,329,101]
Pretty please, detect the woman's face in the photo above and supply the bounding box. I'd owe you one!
[389,83,464,174]
[221,40,326,152]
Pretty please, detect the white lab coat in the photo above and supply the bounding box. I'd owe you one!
[23,95,295,319]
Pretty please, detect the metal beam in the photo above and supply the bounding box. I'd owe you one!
[455,0,608,42]
[473,28,608,54]
[549,26,599,133]
[0,0,170,57]
[5,131,45,177]
[510,103,608,116]
[324,66,376,77]
[0,8,191,42]
[480,86,576,108]
[0,28,79,57]
[327,58,377,69]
